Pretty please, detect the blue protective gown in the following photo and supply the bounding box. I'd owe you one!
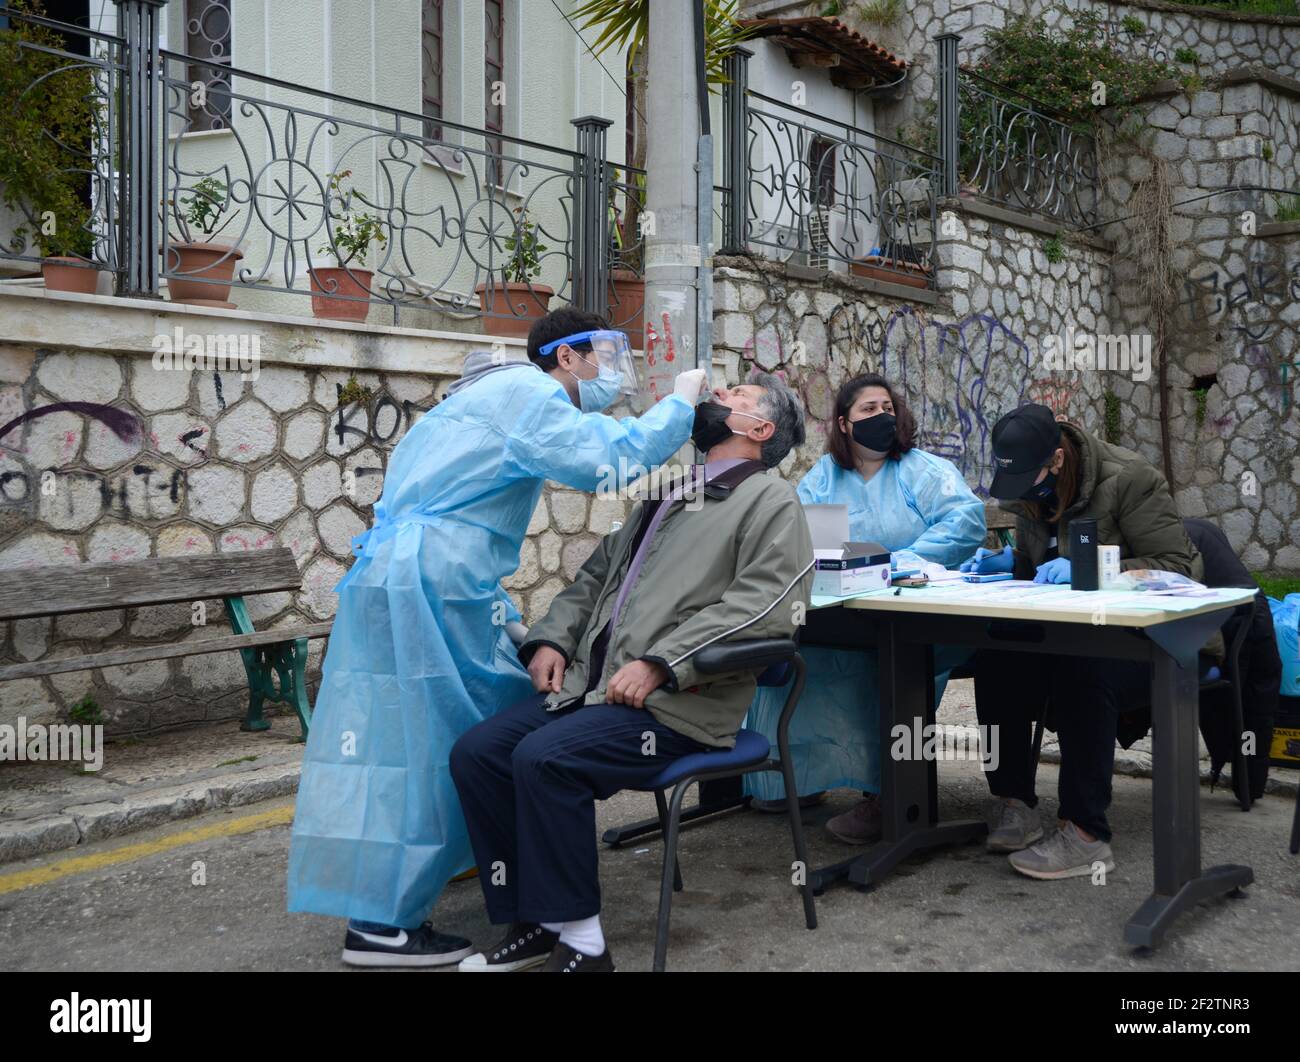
[287,360,694,928]
[744,449,985,799]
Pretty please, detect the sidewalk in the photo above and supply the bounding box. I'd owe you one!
[0,720,302,864]
[1,680,1296,865]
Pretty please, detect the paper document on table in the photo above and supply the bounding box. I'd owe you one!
[810,583,1253,613]
[906,583,1249,613]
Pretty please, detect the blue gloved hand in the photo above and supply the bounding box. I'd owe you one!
[958,545,1014,574]
[1033,557,1072,584]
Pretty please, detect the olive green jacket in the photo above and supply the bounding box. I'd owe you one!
[997,423,1202,581]
[998,423,1220,658]
[519,462,815,748]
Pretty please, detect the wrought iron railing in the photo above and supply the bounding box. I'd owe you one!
[0,3,622,329]
[157,49,607,325]
[955,69,1099,228]
[932,31,1099,230]
[718,49,940,289]
[0,8,123,279]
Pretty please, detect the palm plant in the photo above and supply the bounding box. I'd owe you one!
[569,0,753,84]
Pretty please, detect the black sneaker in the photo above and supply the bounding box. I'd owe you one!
[341,921,473,968]
[457,922,559,972]
[541,941,616,973]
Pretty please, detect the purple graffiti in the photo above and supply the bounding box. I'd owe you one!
[0,401,141,446]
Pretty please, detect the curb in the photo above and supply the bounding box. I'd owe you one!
[2,754,1294,868]
[0,762,300,866]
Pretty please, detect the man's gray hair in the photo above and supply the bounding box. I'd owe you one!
[750,370,806,468]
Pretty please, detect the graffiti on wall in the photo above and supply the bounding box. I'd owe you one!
[1181,254,1300,411]
[785,301,1035,495]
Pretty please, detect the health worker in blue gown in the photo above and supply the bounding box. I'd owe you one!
[288,308,707,967]
[743,373,986,845]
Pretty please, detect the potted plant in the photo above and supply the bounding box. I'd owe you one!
[0,3,102,289]
[166,175,242,306]
[476,207,553,339]
[39,222,100,294]
[311,170,387,323]
[850,249,933,290]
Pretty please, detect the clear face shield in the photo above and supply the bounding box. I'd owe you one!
[538,329,640,396]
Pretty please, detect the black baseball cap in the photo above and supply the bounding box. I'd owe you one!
[989,404,1062,500]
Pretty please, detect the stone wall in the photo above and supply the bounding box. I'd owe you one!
[0,293,623,734]
[749,0,1300,144]
[713,206,1116,494]
[1110,75,1300,572]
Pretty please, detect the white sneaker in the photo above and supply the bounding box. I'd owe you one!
[1009,821,1115,880]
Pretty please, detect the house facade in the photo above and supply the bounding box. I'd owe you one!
[0,0,1296,735]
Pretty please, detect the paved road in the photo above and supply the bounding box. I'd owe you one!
[2,761,1298,972]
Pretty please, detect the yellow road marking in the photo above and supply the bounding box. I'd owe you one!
[0,804,295,896]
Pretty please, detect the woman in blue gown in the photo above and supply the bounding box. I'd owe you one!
[743,373,986,844]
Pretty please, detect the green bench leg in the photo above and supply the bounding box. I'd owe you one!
[224,595,314,741]
[241,669,272,733]
[284,636,312,739]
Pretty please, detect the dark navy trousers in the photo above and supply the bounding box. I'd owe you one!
[450,693,709,925]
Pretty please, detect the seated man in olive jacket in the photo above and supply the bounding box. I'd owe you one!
[450,372,814,973]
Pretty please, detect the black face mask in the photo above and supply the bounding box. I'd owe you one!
[851,412,897,454]
[1022,469,1058,503]
[691,400,738,451]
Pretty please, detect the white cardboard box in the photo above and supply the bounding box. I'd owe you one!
[804,504,892,597]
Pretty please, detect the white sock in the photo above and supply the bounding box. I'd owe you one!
[558,914,605,957]
[540,922,563,934]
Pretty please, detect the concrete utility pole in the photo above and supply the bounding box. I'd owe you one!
[643,0,711,402]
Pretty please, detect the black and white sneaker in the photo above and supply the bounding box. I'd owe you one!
[341,921,473,968]
[457,922,559,972]
[541,941,615,973]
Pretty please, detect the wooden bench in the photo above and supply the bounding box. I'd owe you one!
[0,547,330,737]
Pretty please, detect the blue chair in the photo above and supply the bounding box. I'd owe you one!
[633,638,816,972]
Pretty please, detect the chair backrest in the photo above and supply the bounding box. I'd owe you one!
[1182,518,1257,590]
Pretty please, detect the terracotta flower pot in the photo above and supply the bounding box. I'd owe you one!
[41,256,99,294]
[475,280,554,339]
[167,241,242,307]
[608,268,645,348]
[309,266,373,322]
[850,255,932,290]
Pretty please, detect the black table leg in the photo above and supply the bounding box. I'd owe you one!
[810,623,985,894]
[601,776,749,847]
[1124,645,1253,948]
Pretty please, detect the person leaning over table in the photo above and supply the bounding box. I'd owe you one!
[960,403,1217,881]
[743,372,987,845]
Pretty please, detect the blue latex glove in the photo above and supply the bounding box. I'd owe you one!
[1034,557,1072,584]
[958,545,1013,574]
